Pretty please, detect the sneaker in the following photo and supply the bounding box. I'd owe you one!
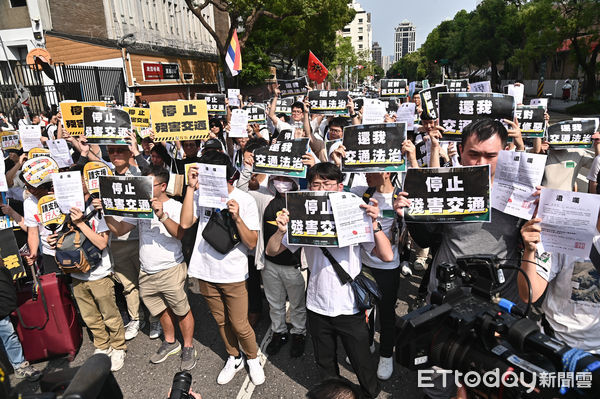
[246,357,265,386]
[290,334,305,358]
[400,261,412,276]
[217,355,245,385]
[377,356,393,380]
[94,347,113,356]
[414,259,427,271]
[110,349,126,372]
[124,319,141,341]
[180,346,197,371]
[14,361,42,381]
[266,332,288,356]
[150,340,181,364]
[149,321,162,339]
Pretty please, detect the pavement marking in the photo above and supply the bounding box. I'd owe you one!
[235,327,272,399]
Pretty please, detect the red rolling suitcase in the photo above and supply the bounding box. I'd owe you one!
[11,273,82,362]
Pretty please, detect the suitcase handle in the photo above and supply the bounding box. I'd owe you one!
[15,279,50,330]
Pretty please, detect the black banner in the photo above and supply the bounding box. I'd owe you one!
[243,105,267,124]
[83,107,132,145]
[273,97,295,115]
[516,105,546,138]
[378,97,400,114]
[438,93,515,141]
[99,176,153,219]
[419,85,448,120]
[286,191,337,247]
[308,90,349,115]
[444,79,469,93]
[162,63,180,80]
[548,120,596,149]
[279,76,309,96]
[342,123,407,172]
[403,165,491,223]
[196,93,226,115]
[0,228,25,280]
[253,138,309,178]
[380,79,408,97]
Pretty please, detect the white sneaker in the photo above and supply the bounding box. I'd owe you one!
[246,357,265,386]
[377,356,393,380]
[124,320,141,340]
[149,321,162,339]
[400,261,412,276]
[94,347,113,356]
[110,349,126,372]
[217,355,245,385]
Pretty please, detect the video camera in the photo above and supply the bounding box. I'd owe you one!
[395,255,600,398]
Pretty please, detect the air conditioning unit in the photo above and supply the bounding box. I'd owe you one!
[183,73,193,82]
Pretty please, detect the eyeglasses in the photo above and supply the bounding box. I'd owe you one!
[291,110,303,114]
[108,148,127,154]
[310,181,338,190]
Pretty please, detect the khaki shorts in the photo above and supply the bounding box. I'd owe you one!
[139,262,190,317]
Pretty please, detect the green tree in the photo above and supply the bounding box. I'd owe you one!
[386,50,427,81]
[328,36,358,88]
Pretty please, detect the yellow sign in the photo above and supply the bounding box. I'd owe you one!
[0,131,21,150]
[60,101,106,136]
[150,100,209,142]
[36,194,66,229]
[83,161,113,194]
[28,147,50,158]
[123,107,151,128]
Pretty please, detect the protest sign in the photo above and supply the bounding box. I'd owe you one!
[51,171,85,214]
[422,79,430,89]
[273,97,295,114]
[530,98,548,109]
[99,175,153,219]
[228,89,240,107]
[123,107,151,128]
[325,139,342,160]
[378,97,400,114]
[0,228,26,280]
[253,138,309,178]
[491,151,547,219]
[278,76,309,96]
[419,85,448,120]
[196,163,228,209]
[60,101,106,136]
[83,161,113,195]
[329,192,373,247]
[469,81,492,93]
[83,106,131,145]
[353,98,364,114]
[308,90,349,115]
[124,91,136,107]
[362,99,387,124]
[403,165,491,223]
[508,84,524,105]
[515,105,546,138]
[438,93,515,140]
[0,160,6,192]
[229,109,249,138]
[150,100,209,142]
[21,157,59,188]
[538,189,600,257]
[547,120,596,149]
[574,117,600,132]
[342,123,407,173]
[415,140,430,168]
[408,81,417,98]
[396,102,416,131]
[286,191,337,247]
[243,105,266,124]
[46,139,74,168]
[380,79,408,97]
[444,79,469,92]
[27,148,50,158]
[36,194,66,231]
[19,125,42,152]
[0,131,21,150]
[196,93,226,116]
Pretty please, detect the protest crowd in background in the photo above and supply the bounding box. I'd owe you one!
[0,72,600,399]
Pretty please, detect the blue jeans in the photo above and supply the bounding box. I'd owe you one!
[0,315,25,368]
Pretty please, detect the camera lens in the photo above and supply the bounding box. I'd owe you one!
[169,371,192,399]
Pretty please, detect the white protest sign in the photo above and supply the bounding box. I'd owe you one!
[396,102,416,131]
[47,139,74,168]
[469,81,492,93]
[196,163,229,209]
[124,91,136,107]
[51,171,85,214]
[508,84,524,105]
[328,192,373,247]
[361,99,387,125]
[0,158,7,192]
[19,125,43,152]
[530,98,548,109]
[228,89,241,107]
[229,109,249,138]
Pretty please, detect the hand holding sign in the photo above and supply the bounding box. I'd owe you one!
[359,198,380,223]
[520,218,542,253]
[276,208,290,233]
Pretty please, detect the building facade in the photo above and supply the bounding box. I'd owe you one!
[382,55,393,73]
[372,41,382,68]
[394,20,416,62]
[340,0,372,59]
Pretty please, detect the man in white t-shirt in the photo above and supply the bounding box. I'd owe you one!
[180,151,265,386]
[105,166,196,371]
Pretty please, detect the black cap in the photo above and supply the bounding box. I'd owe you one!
[203,139,222,151]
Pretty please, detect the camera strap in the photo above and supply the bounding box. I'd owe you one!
[320,247,353,286]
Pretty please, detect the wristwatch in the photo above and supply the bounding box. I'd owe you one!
[373,221,383,233]
[159,213,169,223]
[350,113,358,118]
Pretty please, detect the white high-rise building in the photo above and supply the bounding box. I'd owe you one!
[394,20,416,62]
[340,0,372,59]
[382,55,394,73]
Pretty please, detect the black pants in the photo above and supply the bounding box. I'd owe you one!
[42,254,60,275]
[307,310,380,399]
[365,266,400,358]
[247,256,262,314]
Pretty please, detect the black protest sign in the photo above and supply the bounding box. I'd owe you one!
[196,93,226,115]
[438,93,515,141]
[415,140,429,167]
[419,85,448,120]
[273,97,295,115]
[403,165,491,223]
[286,191,338,247]
[278,76,309,96]
[253,138,309,178]
[378,97,400,114]
[516,105,546,138]
[0,228,25,280]
[380,79,408,97]
[99,176,153,219]
[243,105,267,124]
[83,107,131,145]
[342,123,407,172]
[548,120,596,149]
[308,90,349,115]
[444,79,469,93]
[354,98,364,113]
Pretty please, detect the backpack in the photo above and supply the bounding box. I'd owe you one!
[54,210,103,274]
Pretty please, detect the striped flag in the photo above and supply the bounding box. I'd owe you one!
[225,30,242,76]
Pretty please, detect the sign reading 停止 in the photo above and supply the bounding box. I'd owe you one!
[403,165,491,223]
[342,123,407,172]
[419,85,448,120]
[0,228,26,280]
[83,107,132,145]
[438,93,515,141]
[243,105,267,124]
[150,100,209,142]
[380,79,408,97]
[278,76,309,96]
[286,191,338,247]
[142,62,180,81]
[253,138,310,178]
[547,120,596,149]
[195,93,226,116]
[273,97,295,115]
[83,161,113,195]
[99,175,153,219]
[444,79,469,92]
[60,101,106,136]
[123,107,151,128]
[308,90,349,115]
[515,105,546,138]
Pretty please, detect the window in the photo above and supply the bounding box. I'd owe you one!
[358,27,363,33]
[358,18,363,23]
[358,36,363,41]
[10,0,27,7]
[342,27,350,33]
[359,44,363,49]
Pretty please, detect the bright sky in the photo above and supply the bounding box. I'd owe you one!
[360,0,480,57]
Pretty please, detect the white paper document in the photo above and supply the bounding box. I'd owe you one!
[508,84,524,105]
[196,163,229,209]
[361,99,387,125]
[396,102,415,131]
[52,171,85,214]
[328,192,373,247]
[492,150,547,219]
[470,81,492,93]
[530,98,548,109]
[537,189,600,257]
[229,109,249,138]
[47,139,74,168]
[19,125,43,152]
[228,89,241,107]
